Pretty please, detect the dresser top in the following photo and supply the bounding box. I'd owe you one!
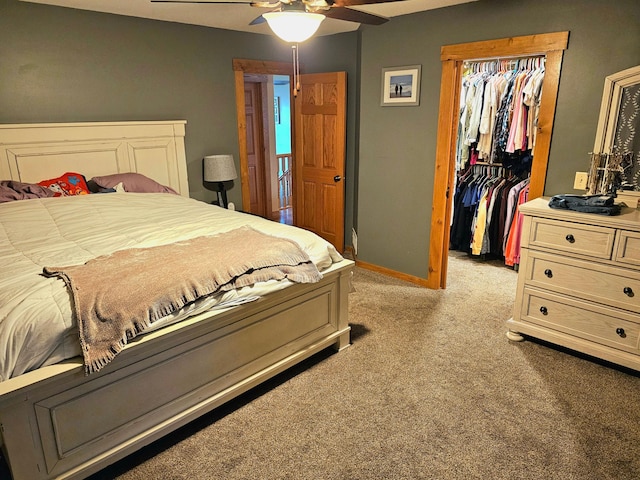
[520,197,640,231]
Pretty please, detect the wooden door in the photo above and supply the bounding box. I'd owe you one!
[244,81,267,216]
[294,72,347,252]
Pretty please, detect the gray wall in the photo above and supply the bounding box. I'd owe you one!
[356,0,640,279]
[2,0,639,279]
[0,0,359,241]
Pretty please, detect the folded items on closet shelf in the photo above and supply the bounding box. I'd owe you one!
[548,194,621,215]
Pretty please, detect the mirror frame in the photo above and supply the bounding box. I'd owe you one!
[593,64,640,154]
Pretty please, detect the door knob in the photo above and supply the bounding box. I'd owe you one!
[333,175,342,182]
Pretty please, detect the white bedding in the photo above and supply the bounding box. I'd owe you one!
[0,193,343,381]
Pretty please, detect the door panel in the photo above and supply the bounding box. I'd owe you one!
[321,184,337,234]
[302,181,316,227]
[295,72,346,252]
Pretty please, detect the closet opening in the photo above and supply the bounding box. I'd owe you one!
[427,32,570,289]
[450,55,545,268]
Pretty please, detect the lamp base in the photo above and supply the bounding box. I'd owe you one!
[218,182,229,209]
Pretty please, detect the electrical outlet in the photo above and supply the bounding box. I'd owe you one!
[574,172,588,190]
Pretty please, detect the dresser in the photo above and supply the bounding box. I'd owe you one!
[506,197,640,371]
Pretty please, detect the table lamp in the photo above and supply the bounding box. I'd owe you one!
[203,154,237,208]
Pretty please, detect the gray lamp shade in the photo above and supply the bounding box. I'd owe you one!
[203,155,238,182]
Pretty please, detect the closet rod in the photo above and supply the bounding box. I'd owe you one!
[463,55,545,74]
[462,53,546,64]
[474,161,503,166]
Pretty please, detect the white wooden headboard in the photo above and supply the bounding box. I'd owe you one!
[0,121,190,196]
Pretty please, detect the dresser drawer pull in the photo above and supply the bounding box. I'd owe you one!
[544,269,553,278]
[623,287,634,297]
[565,234,575,243]
[539,306,548,315]
[616,327,626,338]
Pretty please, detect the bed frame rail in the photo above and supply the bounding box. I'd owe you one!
[0,262,352,480]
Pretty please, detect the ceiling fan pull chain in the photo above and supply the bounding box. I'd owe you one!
[292,43,300,97]
[295,43,300,93]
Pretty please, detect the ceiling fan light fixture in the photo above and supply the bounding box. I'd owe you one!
[263,11,325,43]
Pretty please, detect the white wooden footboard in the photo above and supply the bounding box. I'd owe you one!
[0,260,352,480]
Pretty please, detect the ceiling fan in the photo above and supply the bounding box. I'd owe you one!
[149,0,405,31]
[151,0,404,94]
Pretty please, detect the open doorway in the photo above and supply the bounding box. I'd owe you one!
[233,59,295,225]
[426,32,569,289]
[233,59,348,252]
[273,75,293,225]
[241,73,293,224]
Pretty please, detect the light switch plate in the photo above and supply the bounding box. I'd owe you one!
[574,172,588,190]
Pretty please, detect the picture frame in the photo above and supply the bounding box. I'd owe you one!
[274,96,281,124]
[380,65,422,106]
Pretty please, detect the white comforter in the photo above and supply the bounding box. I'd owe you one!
[0,193,343,381]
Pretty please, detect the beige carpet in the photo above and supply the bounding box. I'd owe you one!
[86,253,640,480]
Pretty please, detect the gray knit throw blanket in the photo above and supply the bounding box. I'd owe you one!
[44,227,321,374]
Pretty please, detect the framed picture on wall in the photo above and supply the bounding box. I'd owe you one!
[380,65,422,106]
[274,96,281,124]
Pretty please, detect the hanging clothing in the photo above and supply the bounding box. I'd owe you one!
[502,177,530,253]
[450,165,524,261]
[477,73,509,160]
[505,182,530,267]
[450,56,544,267]
[523,67,545,149]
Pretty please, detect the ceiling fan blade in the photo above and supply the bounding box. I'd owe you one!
[251,1,282,6]
[150,0,391,27]
[151,0,255,4]
[329,0,406,6]
[322,7,388,25]
[150,0,285,8]
[303,0,331,8]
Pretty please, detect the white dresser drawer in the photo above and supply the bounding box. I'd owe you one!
[526,217,615,259]
[521,287,640,353]
[523,250,640,314]
[615,230,640,267]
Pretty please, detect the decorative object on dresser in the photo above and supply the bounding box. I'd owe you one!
[204,154,238,208]
[587,64,640,206]
[506,197,640,371]
[586,151,635,196]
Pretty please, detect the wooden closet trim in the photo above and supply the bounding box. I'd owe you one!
[426,32,569,289]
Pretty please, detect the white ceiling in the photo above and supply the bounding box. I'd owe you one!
[21,0,476,37]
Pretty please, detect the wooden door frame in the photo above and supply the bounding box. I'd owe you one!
[426,32,569,289]
[233,59,293,213]
[243,77,270,216]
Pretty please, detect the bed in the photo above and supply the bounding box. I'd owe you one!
[0,121,353,480]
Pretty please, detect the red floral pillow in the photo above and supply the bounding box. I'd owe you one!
[38,172,91,197]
